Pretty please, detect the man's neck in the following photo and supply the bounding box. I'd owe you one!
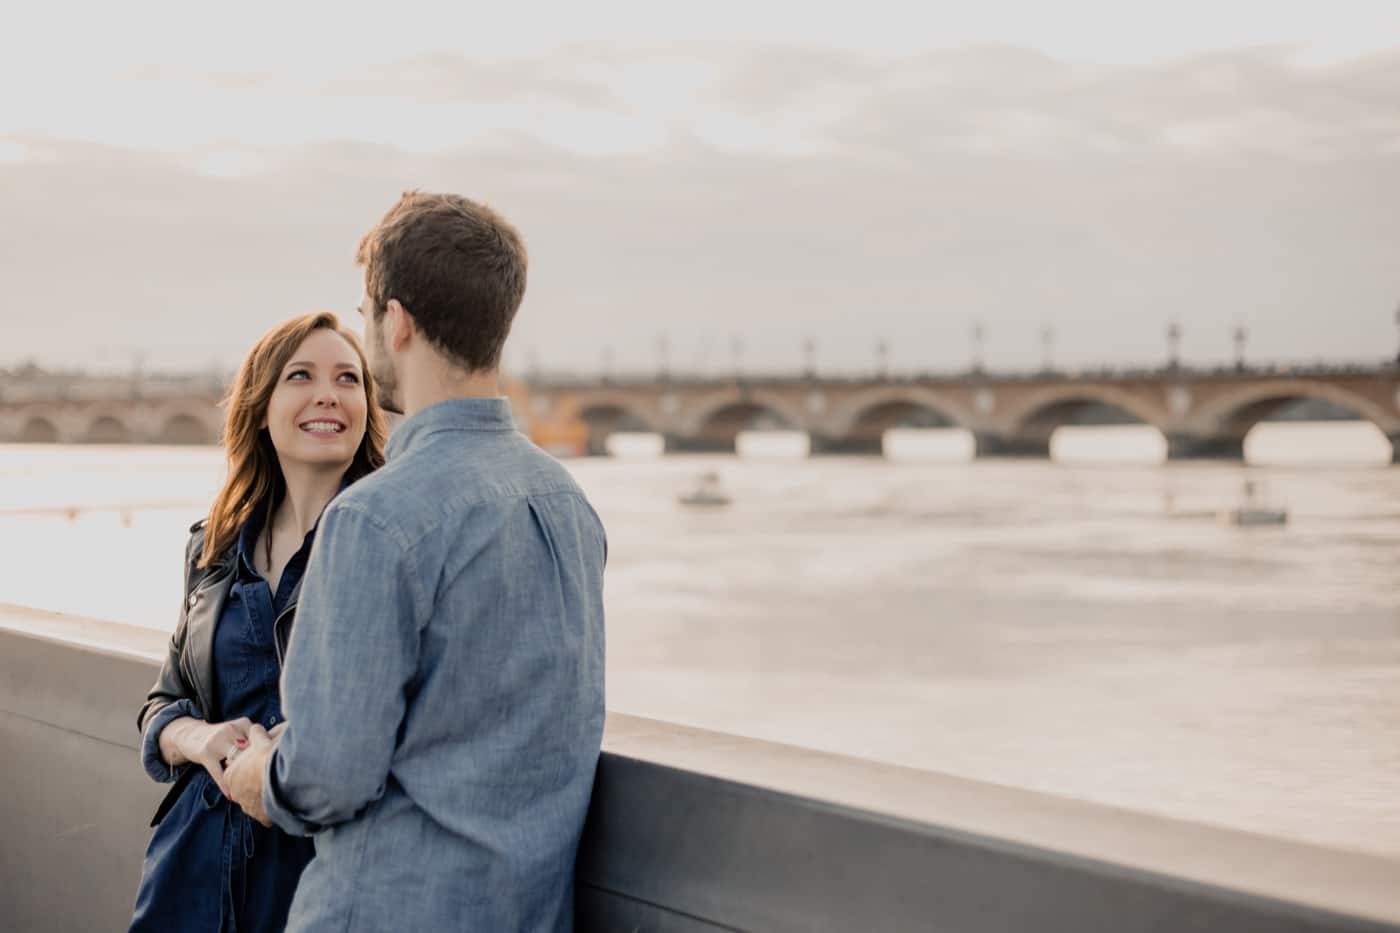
[399,362,501,419]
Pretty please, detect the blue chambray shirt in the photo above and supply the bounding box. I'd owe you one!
[260,397,607,933]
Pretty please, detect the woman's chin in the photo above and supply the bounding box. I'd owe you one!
[279,444,357,472]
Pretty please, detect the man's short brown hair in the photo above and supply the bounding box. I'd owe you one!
[356,191,528,373]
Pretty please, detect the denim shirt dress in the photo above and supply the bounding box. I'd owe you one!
[130,506,316,933]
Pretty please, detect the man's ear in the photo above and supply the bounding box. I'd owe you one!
[386,299,413,352]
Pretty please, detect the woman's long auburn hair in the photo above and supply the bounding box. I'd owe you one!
[198,312,388,568]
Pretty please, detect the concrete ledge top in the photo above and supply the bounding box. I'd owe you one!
[0,602,167,662]
[6,607,1396,927]
[601,719,1400,926]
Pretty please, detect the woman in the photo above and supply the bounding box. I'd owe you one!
[131,312,388,932]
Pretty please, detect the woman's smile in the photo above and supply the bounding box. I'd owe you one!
[298,418,347,437]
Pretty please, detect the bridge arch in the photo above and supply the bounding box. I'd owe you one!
[82,414,131,444]
[1004,385,1168,435]
[1187,379,1400,463]
[819,387,973,455]
[677,391,807,437]
[826,387,973,436]
[17,416,60,443]
[979,386,1168,459]
[156,412,217,445]
[576,401,662,457]
[1193,379,1399,437]
[673,390,807,454]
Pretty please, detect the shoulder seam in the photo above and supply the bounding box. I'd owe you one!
[326,499,416,553]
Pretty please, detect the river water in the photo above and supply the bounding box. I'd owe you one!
[3,423,1397,858]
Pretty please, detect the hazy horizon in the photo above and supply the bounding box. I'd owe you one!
[3,3,1398,375]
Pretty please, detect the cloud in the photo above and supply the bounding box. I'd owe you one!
[621,41,1400,160]
[22,42,1400,163]
[2,43,1398,375]
[316,51,623,109]
[800,44,1400,159]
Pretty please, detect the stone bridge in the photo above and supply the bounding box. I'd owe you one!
[5,366,1399,460]
[526,365,1400,461]
[0,395,226,445]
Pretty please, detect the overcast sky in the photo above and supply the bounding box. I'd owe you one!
[3,1,1399,375]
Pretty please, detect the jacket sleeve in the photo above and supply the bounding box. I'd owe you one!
[135,528,204,782]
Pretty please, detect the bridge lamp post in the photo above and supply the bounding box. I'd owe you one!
[656,335,670,383]
[1040,325,1055,374]
[129,349,146,401]
[1167,321,1182,371]
[802,337,817,380]
[875,339,889,382]
[1232,325,1247,372]
[730,337,744,382]
[1393,304,1400,365]
[971,322,985,375]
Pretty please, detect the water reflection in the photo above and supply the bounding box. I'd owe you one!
[603,421,1395,467]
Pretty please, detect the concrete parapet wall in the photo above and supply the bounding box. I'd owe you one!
[2,611,1398,931]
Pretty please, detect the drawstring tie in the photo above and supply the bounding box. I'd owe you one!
[198,773,257,932]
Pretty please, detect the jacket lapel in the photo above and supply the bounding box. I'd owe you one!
[182,562,234,721]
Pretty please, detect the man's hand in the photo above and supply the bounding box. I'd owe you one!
[223,724,276,826]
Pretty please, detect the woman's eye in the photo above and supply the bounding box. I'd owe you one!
[339,373,361,385]
[287,370,310,381]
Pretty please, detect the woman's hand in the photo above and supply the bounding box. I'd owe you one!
[159,716,254,788]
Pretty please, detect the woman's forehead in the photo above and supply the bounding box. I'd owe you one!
[289,329,361,368]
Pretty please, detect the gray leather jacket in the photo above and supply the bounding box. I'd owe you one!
[136,520,302,823]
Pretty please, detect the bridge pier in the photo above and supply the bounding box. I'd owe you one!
[973,433,1051,459]
[663,434,737,454]
[1165,433,1245,461]
[809,434,883,456]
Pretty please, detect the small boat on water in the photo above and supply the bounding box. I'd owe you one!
[678,471,731,508]
[1219,480,1287,527]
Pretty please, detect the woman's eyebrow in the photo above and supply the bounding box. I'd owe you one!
[284,360,361,371]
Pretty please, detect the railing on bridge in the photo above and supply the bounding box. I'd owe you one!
[2,608,1398,932]
[528,358,1400,388]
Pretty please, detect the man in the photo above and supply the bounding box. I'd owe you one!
[224,191,607,932]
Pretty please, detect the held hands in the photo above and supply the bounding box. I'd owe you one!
[223,724,278,826]
[172,717,253,789]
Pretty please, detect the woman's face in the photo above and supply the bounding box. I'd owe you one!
[263,329,368,472]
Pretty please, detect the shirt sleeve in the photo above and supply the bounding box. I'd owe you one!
[140,697,203,782]
[261,501,427,835]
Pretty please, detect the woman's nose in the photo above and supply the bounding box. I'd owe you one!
[315,387,339,407]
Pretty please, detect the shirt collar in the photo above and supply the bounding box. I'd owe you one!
[386,397,515,460]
